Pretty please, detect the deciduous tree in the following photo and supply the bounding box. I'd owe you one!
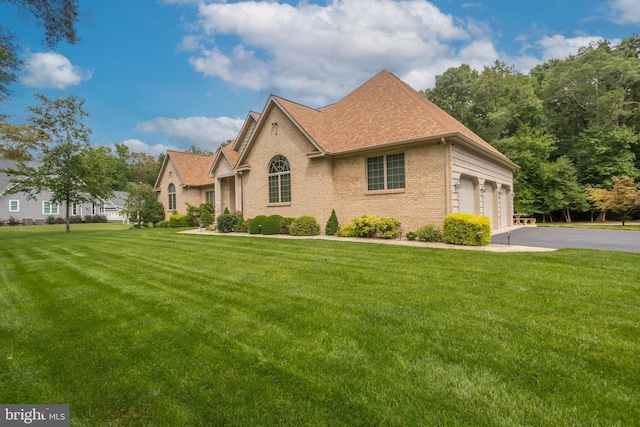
[586,176,640,225]
[0,94,112,233]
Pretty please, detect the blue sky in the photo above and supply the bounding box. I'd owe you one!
[1,0,639,156]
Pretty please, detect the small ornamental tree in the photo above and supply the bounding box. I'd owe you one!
[325,209,339,235]
[586,176,640,225]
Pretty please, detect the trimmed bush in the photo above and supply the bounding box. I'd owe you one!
[8,216,20,226]
[280,217,295,235]
[325,209,339,236]
[442,213,491,246]
[168,214,189,228]
[351,214,379,237]
[156,221,169,228]
[336,214,401,238]
[249,215,267,234]
[216,213,240,233]
[415,224,443,242]
[290,216,320,236]
[405,231,417,241]
[262,215,284,235]
[377,217,401,239]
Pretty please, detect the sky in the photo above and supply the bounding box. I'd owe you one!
[1,0,639,157]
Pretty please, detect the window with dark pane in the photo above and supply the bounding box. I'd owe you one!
[367,156,384,191]
[268,155,291,203]
[386,153,405,189]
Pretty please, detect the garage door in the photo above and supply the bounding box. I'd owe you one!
[484,183,495,229]
[458,176,476,214]
[500,187,509,228]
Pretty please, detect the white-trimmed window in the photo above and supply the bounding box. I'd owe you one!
[168,183,176,210]
[268,155,291,203]
[367,153,405,191]
[43,201,59,215]
[9,200,19,212]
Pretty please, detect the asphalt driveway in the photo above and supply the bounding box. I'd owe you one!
[491,226,640,253]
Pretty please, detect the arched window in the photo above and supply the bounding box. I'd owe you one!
[168,183,176,210]
[268,155,291,203]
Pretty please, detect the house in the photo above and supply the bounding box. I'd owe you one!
[154,150,216,218]
[207,70,517,233]
[0,158,128,224]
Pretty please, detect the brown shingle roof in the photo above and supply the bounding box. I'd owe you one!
[221,144,240,167]
[275,70,510,162]
[167,150,215,186]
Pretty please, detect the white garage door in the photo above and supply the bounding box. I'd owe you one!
[458,176,476,214]
[484,183,495,229]
[500,188,509,228]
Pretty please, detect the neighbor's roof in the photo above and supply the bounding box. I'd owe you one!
[0,159,41,194]
[157,151,215,188]
[273,70,513,164]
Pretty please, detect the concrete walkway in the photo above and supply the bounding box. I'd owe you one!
[180,225,554,253]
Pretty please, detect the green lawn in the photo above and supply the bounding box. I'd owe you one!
[1,224,639,426]
[537,221,640,231]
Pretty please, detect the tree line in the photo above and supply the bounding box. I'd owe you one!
[423,35,640,222]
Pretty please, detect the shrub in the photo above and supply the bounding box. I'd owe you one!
[405,231,417,241]
[325,209,339,235]
[93,215,108,223]
[200,209,213,227]
[156,221,169,228]
[216,213,240,233]
[55,217,66,224]
[8,216,20,226]
[69,215,83,224]
[168,214,189,228]
[262,215,284,235]
[237,218,251,233]
[0,219,4,226]
[45,216,57,225]
[336,214,401,238]
[290,215,320,236]
[351,214,379,237]
[442,213,491,246]
[249,215,267,234]
[336,223,355,237]
[377,216,401,239]
[415,224,443,242]
[280,217,295,235]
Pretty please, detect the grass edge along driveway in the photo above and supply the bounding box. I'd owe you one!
[1,225,639,426]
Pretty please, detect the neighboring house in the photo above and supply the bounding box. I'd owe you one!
[0,158,128,224]
[207,70,517,232]
[154,151,216,218]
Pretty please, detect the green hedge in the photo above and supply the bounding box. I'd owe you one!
[336,214,401,239]
[442,213,491,246]
[249,215,267,234]
[168,214,189,228]
[262,215,284,235]
[290,216,320,236]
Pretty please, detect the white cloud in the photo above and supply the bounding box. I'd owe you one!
[182,0,480,100]
[609,0,640,24]
[135,116,244,147]
[120,139,180,157]
[21,52,92,89]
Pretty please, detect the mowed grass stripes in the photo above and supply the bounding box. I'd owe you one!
[1,224,639,426]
